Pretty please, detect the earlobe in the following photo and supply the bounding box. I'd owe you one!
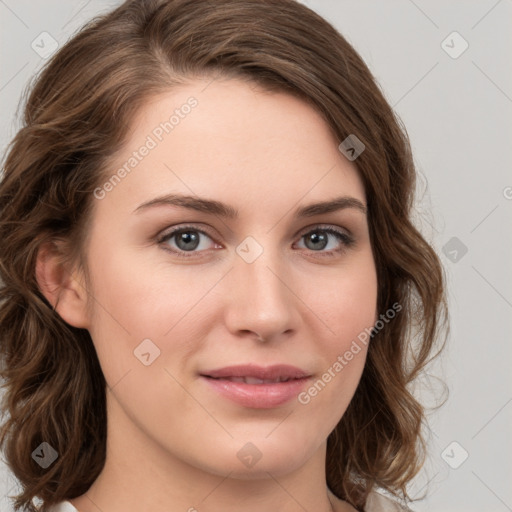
[35,241,90,329]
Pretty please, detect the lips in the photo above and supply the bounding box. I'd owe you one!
[202,364,310,381]
[211,376,294,384]
[200,364,311,408]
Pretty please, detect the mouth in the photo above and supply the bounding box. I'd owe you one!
[201,363,310,381]
[204,376,301,384]
[199,364,312,409]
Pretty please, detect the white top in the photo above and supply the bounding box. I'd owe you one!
[45,503,78,512]
[45,491,411,511]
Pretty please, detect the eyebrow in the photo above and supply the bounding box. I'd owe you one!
[133,193,367,218]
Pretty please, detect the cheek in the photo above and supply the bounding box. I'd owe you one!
[303,255,377,402]
[297,272,376,429]
[83,245,222,383]
[86,244,212,333]
[314,255,378,347]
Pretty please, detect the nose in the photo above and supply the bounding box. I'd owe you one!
[223,245,299,343]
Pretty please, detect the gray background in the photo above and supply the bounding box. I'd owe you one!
[1,1,511,511]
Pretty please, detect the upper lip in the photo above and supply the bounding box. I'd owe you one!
[201,364,311,380]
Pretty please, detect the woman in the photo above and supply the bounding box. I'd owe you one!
[0,1,447,511]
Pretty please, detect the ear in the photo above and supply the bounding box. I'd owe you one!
[35,241,90,329]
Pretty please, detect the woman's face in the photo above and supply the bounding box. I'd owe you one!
[76,77,377,479]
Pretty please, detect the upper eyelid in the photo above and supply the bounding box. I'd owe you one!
[297,223,351,236]
[157,223,216,241]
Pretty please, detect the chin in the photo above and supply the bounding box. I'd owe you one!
[195,434,317,479]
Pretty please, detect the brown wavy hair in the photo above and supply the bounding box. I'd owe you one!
[0,0,448,510]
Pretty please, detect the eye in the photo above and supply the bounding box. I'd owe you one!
[294,225,355,257]
[158,225,219,258]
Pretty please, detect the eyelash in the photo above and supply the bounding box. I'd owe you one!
[157,224,355,260]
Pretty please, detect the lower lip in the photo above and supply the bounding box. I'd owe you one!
[201,376,310,409]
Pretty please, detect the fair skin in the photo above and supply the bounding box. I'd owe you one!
[37,77,378,512]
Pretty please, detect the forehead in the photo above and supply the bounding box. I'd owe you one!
[95,77,365,219]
